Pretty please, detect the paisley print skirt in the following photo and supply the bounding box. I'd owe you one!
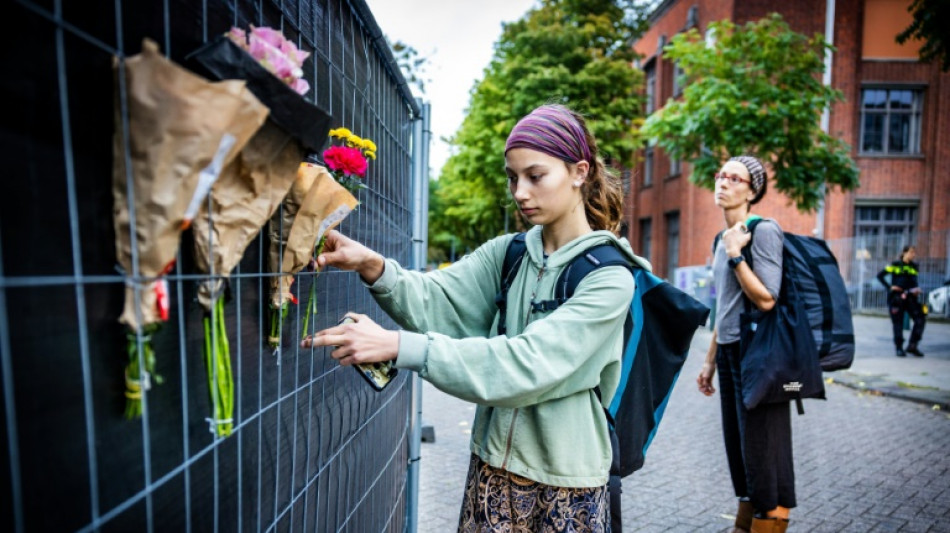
[457,454,609,533]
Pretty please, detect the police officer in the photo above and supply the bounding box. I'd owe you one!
[877,245,926,357]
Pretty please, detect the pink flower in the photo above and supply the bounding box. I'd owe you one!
[250,26,286,49]
[290,78,310,96]
[323,146,368,177]
[227,27,247,49]
[280,40,310,65]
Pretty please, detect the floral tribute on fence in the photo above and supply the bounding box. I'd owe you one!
[267,162,358,350]
[323,127,376,196]
[112,39,268,419]
[227,26,310,96]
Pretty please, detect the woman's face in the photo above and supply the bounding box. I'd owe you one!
[505,148,587,227]
[714,160,756,209]
[903,247,916,262]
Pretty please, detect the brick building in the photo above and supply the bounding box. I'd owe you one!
[629,0,950,288]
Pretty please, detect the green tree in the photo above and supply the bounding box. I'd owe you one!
[388,38,429,95]
[641,14,859,212]
[897,0,950,71]
[431,0,647,252]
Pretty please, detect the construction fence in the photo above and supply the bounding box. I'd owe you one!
[2,0,424,531]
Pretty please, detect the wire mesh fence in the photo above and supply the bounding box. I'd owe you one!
[2,1,420,531]
[826,230,949,314]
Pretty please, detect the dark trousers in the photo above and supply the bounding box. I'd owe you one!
[889,292,926,348]
[717,342,796,513]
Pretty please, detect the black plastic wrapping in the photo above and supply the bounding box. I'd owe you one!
[187,36,334,155]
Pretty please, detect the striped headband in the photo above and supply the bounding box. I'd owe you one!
[728,155,766,197]
[504,105,591,164]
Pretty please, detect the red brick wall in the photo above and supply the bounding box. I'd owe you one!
[631,0,950,277]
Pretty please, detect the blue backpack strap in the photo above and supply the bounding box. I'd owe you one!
[495,233,527,336]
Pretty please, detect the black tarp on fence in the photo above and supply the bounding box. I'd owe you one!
[1,1,418,531]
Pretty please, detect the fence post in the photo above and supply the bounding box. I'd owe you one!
[406,99,431,533]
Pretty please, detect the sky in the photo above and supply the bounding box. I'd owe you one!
[363,0,539,176]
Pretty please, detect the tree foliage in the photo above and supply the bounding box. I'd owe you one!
[897,0,950,72]
[641,14,859,212]
[388,37,429,95]
[430,0,648,253]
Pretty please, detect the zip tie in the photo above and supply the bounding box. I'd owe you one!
[205,417,234,435]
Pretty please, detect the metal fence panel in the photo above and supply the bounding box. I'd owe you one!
[827,230,949,313]
[2,1,417,531]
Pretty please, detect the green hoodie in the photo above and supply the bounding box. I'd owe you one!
[369,225,650,487]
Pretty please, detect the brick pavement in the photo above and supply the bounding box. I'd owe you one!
[416,323,950,532]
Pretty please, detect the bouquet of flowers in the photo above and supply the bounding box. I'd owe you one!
[227,26,310,96]
[267,163,358,348]
[192,120,304,437]
[323,127,376,196]
[113,39,269,419]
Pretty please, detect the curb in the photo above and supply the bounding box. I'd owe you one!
[827,374,950,411]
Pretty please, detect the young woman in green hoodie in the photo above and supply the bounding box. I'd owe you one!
[302,104,644,531]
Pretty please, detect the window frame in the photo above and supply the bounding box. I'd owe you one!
[858,85,924,156]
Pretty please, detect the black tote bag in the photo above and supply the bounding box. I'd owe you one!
[739,269,826,412]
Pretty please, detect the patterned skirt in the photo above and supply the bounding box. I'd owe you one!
[457,454,609,533]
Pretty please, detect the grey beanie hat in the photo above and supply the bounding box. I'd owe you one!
[728,155,767,204]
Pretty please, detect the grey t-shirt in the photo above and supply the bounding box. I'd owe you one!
[713,218,784,344]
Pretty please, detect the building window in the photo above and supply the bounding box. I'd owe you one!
[669,154,681,177]
[672,61,685,97]
[666,211,680,277]
[644,63,656,114]
[860,87,922,155]
[854,204,918,260]
[643,145,654,187]
[639,218,652,262]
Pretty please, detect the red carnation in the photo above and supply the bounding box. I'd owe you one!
[323,146,367,177]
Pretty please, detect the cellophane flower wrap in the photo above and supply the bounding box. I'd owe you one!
[323,128,376,196]
[227,26,310,96]
[266,163,358,348]
[112,39,268,419]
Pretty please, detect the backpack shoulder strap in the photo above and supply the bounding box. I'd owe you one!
[495,233,528,336]
[557,244,633,303]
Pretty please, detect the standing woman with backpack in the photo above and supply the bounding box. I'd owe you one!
[301,104,647,531]
[696,156,795,533]
[877,245,926,357]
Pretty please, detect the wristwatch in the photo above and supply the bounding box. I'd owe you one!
[728,255,745,269]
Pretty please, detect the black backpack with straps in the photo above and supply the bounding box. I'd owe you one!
[496,233,710,532]
[712,217,855,372]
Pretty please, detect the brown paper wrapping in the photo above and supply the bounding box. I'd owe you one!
[113,38,269,330]
[193,120,305,310]
[267,163,358,307]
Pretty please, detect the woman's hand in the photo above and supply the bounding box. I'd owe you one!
[300,313,399,366]
[721,222,752,258]
[317,230,385,284]
[696,363,717,396]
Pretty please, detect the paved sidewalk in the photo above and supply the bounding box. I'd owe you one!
[416,313,950,531]
[829,314,950,409]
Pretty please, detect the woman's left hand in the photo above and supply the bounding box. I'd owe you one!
[721,222,752,258]
[301,313,399,366]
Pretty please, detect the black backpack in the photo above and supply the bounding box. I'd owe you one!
[713,217,855,372]
[496,233,710,532]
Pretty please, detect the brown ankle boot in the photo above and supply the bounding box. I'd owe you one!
[773,518,789,533]
[750,516,777,533]
[732,499,753,532]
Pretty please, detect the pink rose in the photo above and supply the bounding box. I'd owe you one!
[323,146,368,177]
[290,78,310,96]
[250,26,286,49]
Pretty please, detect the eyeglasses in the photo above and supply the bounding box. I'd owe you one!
[714,172,751,185]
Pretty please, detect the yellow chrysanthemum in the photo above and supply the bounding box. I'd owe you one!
[361,139,377,152]
[364,151,376,160]
[346,134,363,147]
[328,127,351,139]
